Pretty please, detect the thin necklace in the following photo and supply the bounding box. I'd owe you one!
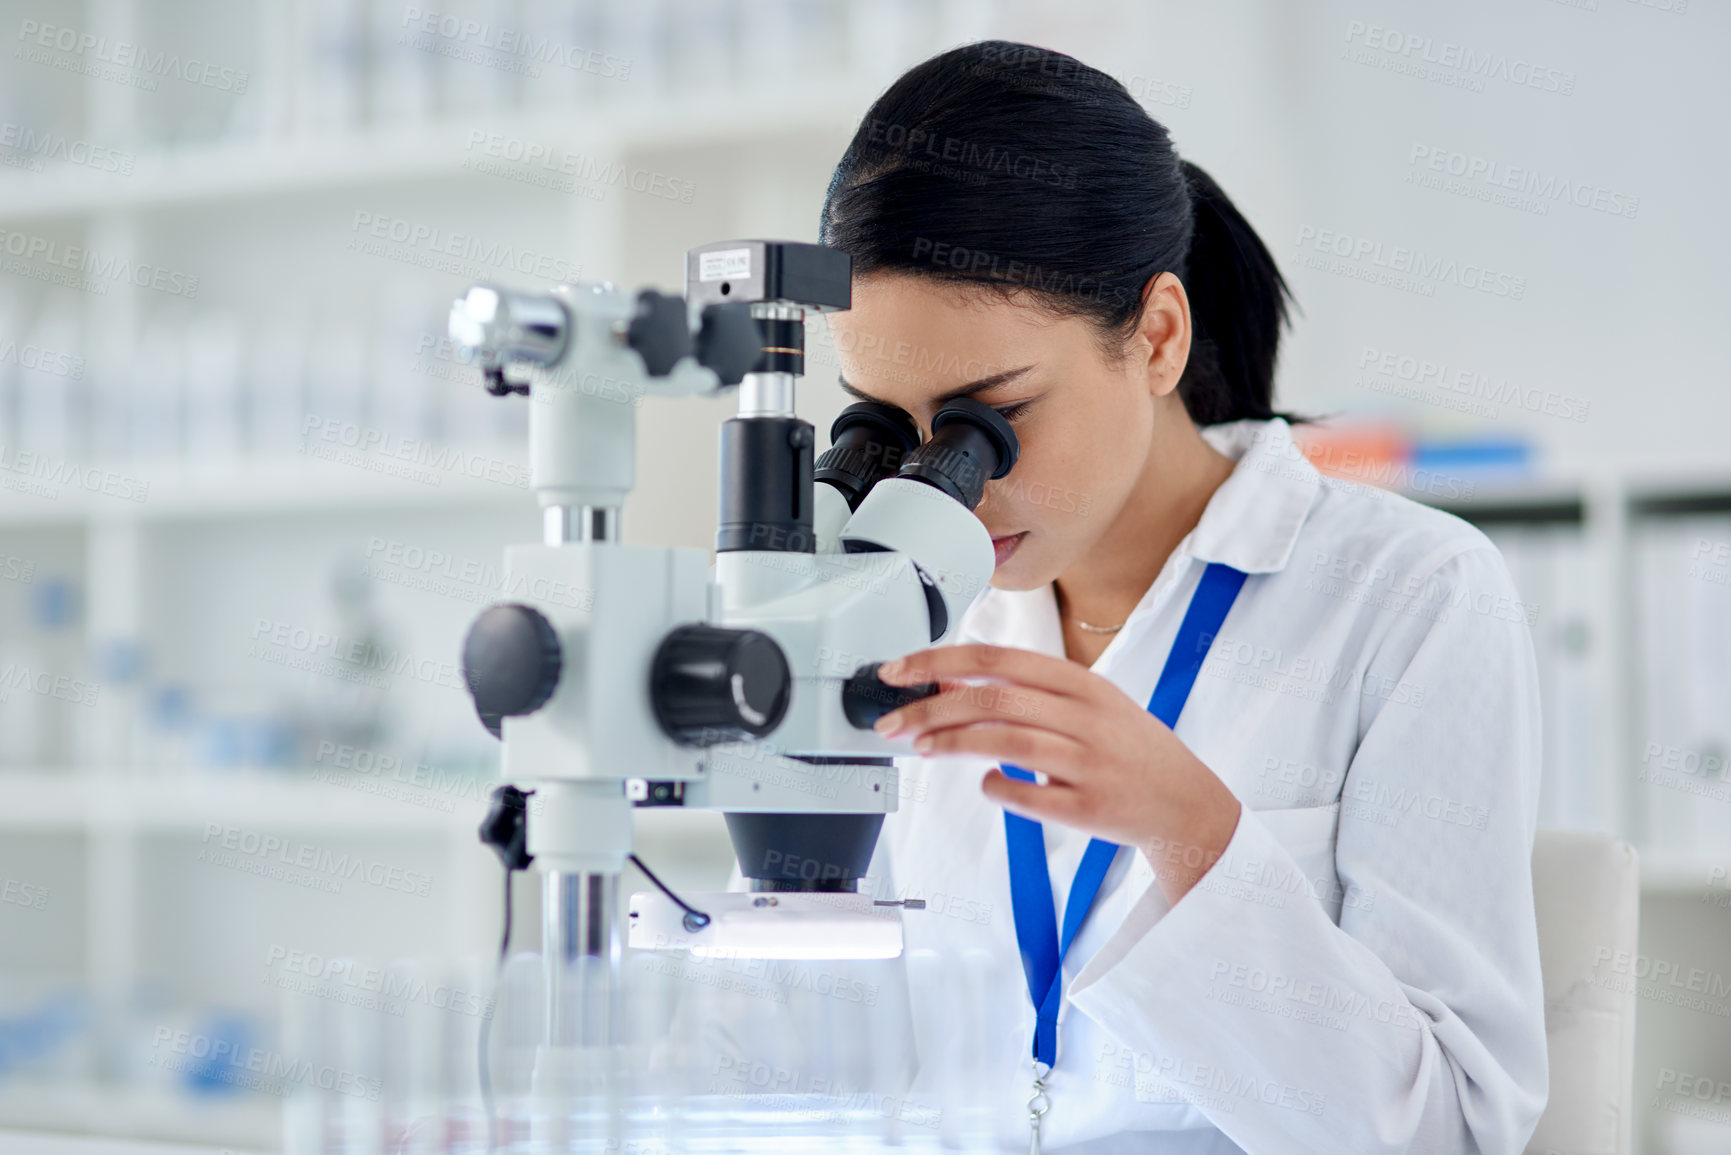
[1057,587,1126,633]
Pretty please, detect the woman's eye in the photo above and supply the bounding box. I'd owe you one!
[993,401,1033,422]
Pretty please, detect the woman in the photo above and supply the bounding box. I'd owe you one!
[824,40,1548,1154]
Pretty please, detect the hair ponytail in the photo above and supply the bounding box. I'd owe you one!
[821,40,1297,426]
[1175,160,1295,425]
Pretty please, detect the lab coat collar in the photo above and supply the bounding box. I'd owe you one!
[957,417,1320,654]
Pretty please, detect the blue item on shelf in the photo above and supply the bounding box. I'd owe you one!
[1411,437,1532,475]
[148,684,193,729]
[0,993,87,1079]
[94,637,147,683]
[182,1012,255,1096]
[27,577,79,630]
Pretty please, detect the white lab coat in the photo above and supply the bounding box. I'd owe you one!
[862,417,1549,1153]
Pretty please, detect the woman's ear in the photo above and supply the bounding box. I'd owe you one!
[1135,271,1192,399]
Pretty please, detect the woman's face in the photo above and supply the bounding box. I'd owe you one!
[825,273,1187,591]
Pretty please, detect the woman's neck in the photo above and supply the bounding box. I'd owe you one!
[1055,414,1238,665]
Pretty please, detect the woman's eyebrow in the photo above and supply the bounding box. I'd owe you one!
[837,364,1035,405]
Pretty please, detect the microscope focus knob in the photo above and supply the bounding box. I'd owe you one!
[462,604,563,739]
[627,289,693,376]
[650,624,791,746]
[695,303,764,387]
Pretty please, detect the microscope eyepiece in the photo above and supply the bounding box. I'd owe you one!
[896,396,1020,510]
[815,401,922,512]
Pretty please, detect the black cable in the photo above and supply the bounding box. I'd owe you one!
[478,867,511,1152]
[629,852,711,932]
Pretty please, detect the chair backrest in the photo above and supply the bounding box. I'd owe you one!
[1526,829,1640,1155]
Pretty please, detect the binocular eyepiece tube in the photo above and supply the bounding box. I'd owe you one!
[816,396,1020,514]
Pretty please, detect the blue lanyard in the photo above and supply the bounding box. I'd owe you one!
[1003,562,1247,1069]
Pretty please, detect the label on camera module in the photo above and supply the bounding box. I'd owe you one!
[699,247,752,281]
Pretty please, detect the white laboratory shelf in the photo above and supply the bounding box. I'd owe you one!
[0,80,879,220]
[0,1081,276,1151]
[0,451,530,526]
[0,768,734,842]
[0,769,486,831]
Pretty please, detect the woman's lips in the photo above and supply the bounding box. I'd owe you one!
[992,532,1028,567]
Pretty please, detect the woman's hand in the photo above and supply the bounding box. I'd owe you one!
[875,644,1242,904]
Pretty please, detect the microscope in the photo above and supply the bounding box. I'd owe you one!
[447,240,1018,1053]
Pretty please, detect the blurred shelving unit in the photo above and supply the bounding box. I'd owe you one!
[0,0,968,1144]
[1408,461,1731,883]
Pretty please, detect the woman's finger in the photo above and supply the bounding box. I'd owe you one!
[978,767,1085,826]
[876,681,1080,738]
[913,722,1090,784]
[880,644,1097,699]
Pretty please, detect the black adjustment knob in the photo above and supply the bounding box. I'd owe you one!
[478,784,534,870]
[695,302,764,387]
[650,624,791,746]
[462,604,563,739]
[627,289,692,376]
[841,663,942,730]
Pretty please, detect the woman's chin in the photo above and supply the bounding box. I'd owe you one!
[988,545,1053,591]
